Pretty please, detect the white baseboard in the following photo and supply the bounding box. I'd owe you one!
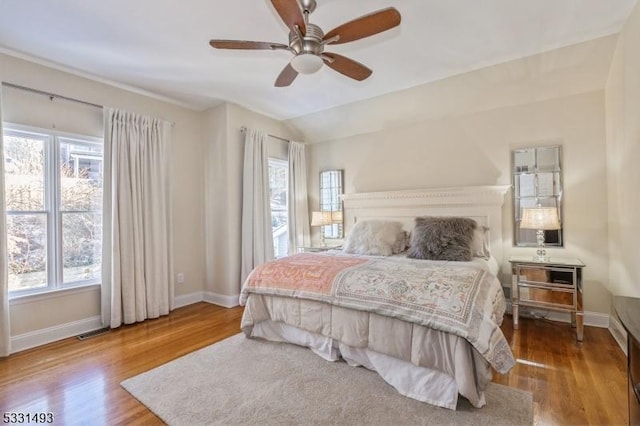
[203,291,240,308]
[174,291,205,308]
[505,300,609,328]
[174,291,241,309]
[9,291,238,355]
[11,315,103,354]
[609,315,628,355]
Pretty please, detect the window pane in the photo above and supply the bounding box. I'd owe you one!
[7,214,48,291]
[268,160,288,257]
[62,212,102,284]
[4,133,46,211]
[60,141,103,211]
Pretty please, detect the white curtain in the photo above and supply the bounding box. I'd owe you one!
[240,129,273,285]
[0,85,10,356]
[102,108,174,328]
[287,141,310,254]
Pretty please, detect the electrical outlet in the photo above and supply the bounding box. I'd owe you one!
[177,273,184,284]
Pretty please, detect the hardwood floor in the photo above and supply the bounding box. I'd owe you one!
[0,303,628,425]
[0,303,243,425]
[495,315,628,425]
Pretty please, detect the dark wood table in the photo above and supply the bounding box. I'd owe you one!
[614,296,640,426]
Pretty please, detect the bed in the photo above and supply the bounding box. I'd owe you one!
[239,186,515,410]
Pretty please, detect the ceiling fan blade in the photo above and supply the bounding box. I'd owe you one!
[271,0,306,35]
[323,7,401,45]
[209,40,289,50]
[323,53,372,81]
[275,63,299,87]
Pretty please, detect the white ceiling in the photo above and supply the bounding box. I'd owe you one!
[0,0,637,120]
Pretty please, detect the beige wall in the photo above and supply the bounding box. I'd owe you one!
[605,1,640,298]
[287,35,616,144]
[202,102,299,299]
[1,53,206,335]
[304,91,611,315]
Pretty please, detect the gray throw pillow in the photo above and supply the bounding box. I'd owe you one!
[406,216,477,261]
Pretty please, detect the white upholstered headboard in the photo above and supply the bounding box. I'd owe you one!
[340,185,511,265]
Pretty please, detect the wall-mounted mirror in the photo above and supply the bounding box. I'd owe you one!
[512,146,563,247]
[319,169,344,239]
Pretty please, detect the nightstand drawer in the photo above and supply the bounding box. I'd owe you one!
[517,265,577,289]
[518,286,574,309]
[521,268,549,282]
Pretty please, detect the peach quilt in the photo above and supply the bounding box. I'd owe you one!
[240,252,514,373]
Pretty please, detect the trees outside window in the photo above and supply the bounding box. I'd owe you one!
[4,126,103,295]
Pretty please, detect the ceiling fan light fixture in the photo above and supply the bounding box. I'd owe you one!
[290,53,323,74]
[209,2,401,86]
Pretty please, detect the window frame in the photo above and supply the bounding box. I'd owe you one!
[4,123,104,298]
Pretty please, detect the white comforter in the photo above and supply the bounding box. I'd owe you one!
[240,252,515,409]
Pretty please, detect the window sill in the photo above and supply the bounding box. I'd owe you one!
[9,283,101,306]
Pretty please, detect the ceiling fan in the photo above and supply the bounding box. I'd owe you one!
[209,0,401,87]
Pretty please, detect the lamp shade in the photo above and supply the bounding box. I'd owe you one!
[520,206,561,230]
[330,211,343,223]
[291,53,324,74]
[311,211,332,227]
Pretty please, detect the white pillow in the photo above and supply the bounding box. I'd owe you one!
[343,220,408,256]
[471,225,491,259]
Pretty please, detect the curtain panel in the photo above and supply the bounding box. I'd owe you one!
[102,108,174,328]
[240,129,273,286]
[0,85,10,356]
[287,141,310,254]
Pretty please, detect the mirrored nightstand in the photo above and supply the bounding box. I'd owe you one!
[509,255,586,341]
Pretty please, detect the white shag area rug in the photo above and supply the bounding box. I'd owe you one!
[122,333,532,425]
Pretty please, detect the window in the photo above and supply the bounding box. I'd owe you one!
[4,125,103,295]
[268,158,288,258]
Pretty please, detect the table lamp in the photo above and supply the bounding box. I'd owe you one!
[520,205,561,261]
[311,211,333,247]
